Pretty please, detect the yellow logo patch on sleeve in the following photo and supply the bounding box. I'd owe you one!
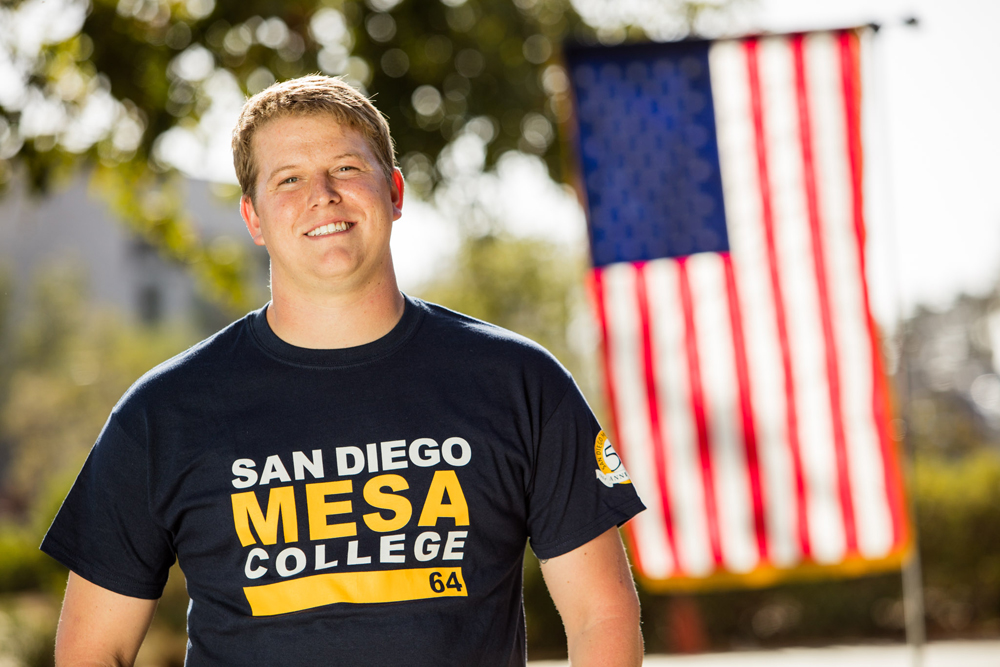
[594,431,632,487]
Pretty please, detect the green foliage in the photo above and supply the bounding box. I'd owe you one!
[635,574,902,653]
[89,164,256,313]
[0,265,198,663]
[418,231,587,371]
[906,393,991,457]
[0,265,196,587]
[0,266,196,509]
[913,450,1000,634]
[0,593,58,667]
[0,473,76,596]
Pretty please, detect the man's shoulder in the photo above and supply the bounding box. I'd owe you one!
[410,297,564,368]
[407,297,579,408]
[116,308,260,408]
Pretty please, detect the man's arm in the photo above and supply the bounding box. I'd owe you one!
[54,571,158,667]
[539,527,643,666]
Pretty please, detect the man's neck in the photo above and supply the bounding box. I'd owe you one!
[264,274,406,350]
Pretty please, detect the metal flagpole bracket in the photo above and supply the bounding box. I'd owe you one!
[869,15,921,34]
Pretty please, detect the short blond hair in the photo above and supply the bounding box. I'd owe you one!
[232,75,396,203]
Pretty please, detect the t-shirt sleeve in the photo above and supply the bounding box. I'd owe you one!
[40,414,175,599]
[525,379,645,561]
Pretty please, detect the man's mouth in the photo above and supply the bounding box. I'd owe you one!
[306,221,354,237]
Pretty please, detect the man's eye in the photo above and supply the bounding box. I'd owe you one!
[281,176,298,184]
[337,165,357,172]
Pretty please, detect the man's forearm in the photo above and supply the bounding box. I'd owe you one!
[566,610,644,666]
[540,528,644,666]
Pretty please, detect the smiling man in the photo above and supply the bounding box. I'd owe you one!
[42,76,645,666]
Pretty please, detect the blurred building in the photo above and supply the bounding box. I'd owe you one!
[0,173,266,329]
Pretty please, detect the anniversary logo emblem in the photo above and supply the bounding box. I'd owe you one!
[593,431,632,488]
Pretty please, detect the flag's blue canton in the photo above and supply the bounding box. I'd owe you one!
[567,41,730,267]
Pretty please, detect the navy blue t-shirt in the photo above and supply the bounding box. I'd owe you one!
[42,296,644,666]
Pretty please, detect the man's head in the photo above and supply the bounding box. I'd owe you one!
[232,75,396,204]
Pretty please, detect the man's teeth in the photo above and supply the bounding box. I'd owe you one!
[306,222,352,237]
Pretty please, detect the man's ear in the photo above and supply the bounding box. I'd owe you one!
[390,168,404,222]
[240,195,266,247]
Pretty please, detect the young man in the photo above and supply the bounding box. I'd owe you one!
[42,76,645,666]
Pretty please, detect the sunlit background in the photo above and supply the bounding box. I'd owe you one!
[1,0,999,664]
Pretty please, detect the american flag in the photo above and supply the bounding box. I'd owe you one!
[566,28,909,587]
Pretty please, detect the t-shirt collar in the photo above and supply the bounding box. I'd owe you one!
[247,294,423,368]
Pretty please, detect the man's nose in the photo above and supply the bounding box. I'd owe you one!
[310,174,341,205]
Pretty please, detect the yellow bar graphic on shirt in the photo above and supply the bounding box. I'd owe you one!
[244,567,467,616]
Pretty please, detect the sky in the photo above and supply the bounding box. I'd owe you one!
[152,0,1000,327]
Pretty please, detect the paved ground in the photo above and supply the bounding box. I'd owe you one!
[528,640,1000,666]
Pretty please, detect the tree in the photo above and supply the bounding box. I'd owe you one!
[0,0,741,308]
[0,265,197,664]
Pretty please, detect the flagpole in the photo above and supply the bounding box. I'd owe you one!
[866,18,924,667]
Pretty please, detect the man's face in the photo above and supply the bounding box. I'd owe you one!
[240,113,403,298]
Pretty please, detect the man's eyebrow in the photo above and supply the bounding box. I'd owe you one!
[265,153,371,182]
[265,164,301,183]
[329,151,373,167]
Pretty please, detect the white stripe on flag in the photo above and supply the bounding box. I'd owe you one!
[859,27,899,559]
[603,263,675,577]
[760,36,846,564]
[806,32,894,559]
[685,253,757,573]
[646,259,713,577]
[709,39,801,569]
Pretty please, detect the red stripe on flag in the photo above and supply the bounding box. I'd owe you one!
[591,267,648,574]
[676,258,723,567]
[635,262,683,573]
[837,30,906,548]
[792,34,859,555]
[745,37,812,560]
[721,253,769,563]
